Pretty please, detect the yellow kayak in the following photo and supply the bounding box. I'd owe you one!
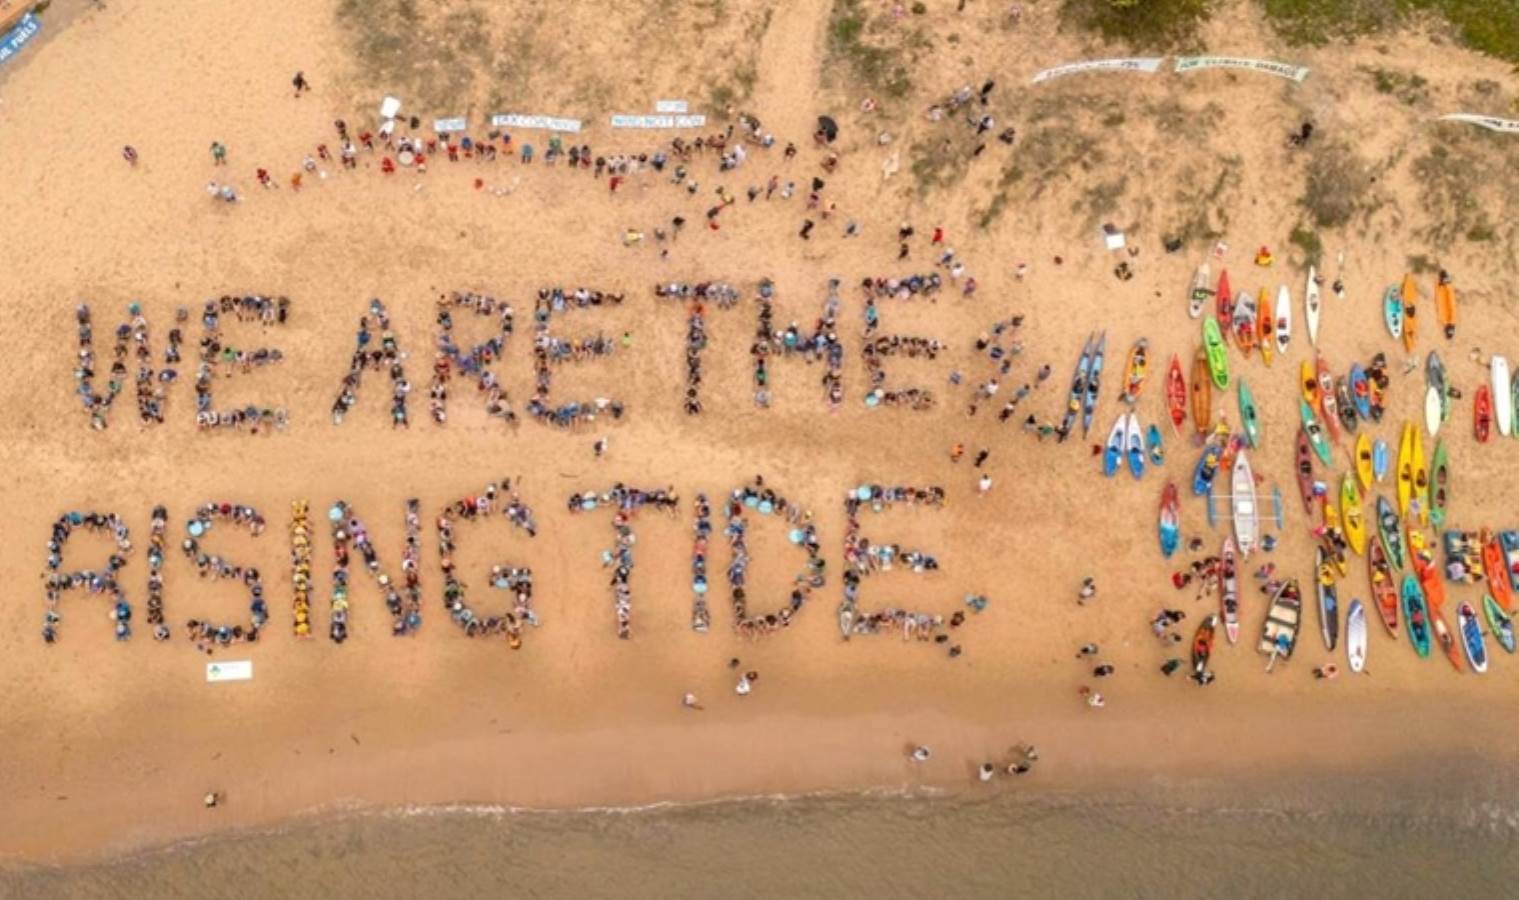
[1355,433,1373,491]
[1340,473,1366,556]
[1411,426,1428,524]
[1397,422,1414,517]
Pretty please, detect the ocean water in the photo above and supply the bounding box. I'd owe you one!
[6,777,1519,899]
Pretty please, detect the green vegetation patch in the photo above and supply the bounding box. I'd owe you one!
[1262,0,1519,64]
[1060,0,1215,50]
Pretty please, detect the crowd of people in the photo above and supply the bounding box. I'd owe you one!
[750,278,844,409]
[430,291,518,426]
[725,477,825,638]
[327,499,425,642]
[438,480,538,643]
[182,502,269,647]
[292,501,314,637]
[654,281,741,415]
[567,484,680,639]
[42,511,133,643]
[525,286,625,428]
[73,304,182,429]
[332,298,410,427]
[691,493,714,631]
[194,297,288,433]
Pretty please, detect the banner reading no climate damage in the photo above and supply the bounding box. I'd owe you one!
[0,13,41,68]
[1174,56,1310,82]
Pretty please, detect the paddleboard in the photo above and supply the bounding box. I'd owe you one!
[1372,438,1388,483]
[1305,267,1320,346]
[1493,356,1512,437]
[1346,599,1367,673]
[1159,482,1180,558]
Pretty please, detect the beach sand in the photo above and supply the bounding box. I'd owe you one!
[2,0,1519,871]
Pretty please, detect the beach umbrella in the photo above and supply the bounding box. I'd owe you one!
[816,115,838,142]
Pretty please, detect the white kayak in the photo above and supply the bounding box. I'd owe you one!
[1425,385,1442,437]
[1274,285,1291,355]
[1232,450,1258,557]
[1304,266,1321,346]
[1346,600,1367,673]
[1493,355,1513,437]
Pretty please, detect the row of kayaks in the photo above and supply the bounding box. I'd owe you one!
[1103,411,1163,479]
[1058,332,1106,443]
[1383,272,1459,351]
[1475,354,1516,442]
[1187,262,1332,355]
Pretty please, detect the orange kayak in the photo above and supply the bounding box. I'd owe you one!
[1484,532,1513,614]
[1191,346,1211,435]
[1401,274,1418,353]
[1435,279,1456,339]
[1166,353,1186,435]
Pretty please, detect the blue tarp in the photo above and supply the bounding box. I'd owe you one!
[0,13,41,68]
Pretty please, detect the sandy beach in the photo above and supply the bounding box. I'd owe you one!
[3,0,1519,875]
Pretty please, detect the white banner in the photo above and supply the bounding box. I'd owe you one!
[1438,113,1519,134]
[1031,57,1165,84]
[610,114,707,129]
[433,117,468,133]
[490,113,583,133]
[1174,56,1309,83]
[206,660,253,682]
[654,99,689,113]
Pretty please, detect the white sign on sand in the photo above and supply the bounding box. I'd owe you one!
[654,99,689,113]
[1438,113,1519,134]
[1030,58,1165,84]
[490,113,584,133]
[433,117,469,133]
[610,114,707,129]
[206,660,253,682]
[1174,56,1309,83]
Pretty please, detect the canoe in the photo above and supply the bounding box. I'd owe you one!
[1401,574,1431,658]
[1316,545,1339,651]
[1367,354,1388,423]
[1147,424,1164,465]
[1435,279,1456,339]
[1119,338,1148,404]
[1125,413,1145,480]
[1216,268,1233,333]
[1424,386,1442,438]
[1396,423,1414,517]
[1192,614,1218,679]
[1410,428,1428,524]
[1368,537,1398,636]
[1346,600,1367,673]
[1428,440,1449,529]
[1081,332,1106,438]
[1166,353,1186,435]
[1432,611,1462,672]
[1348,364,1371,421]
[1275,284,1291,355]
[1426,350,1449,423]
[1459,601,1488,673]
[1372,438,1389,483]
[1238,379,1260,449]
[1299,360,1320,408]
[1482,594,1515,654]
[1232,290,1257,357]
[1188,262,1212,318]
[1376,495,1406,570]
[1300,400,1331,465]
[1295,428,1316,513]
[1335,378,1357,436]
[1400,274,1418,353]
[1221,538,1239,644]
[1232,451,1258,557]
[1305,266,1321,346]
[1483,533,1512,613]
[1057,333,1095,442]
[1190,347,1211,435]
[1259,578,1303,665]
[1340,473,1366,556]
[1492,355,1512,437]
[1383,285,1403,340]
[1316,357,1340,444]
[1102,413,1125,477]
[1202,317,1230,388]
[1474,384,1493,443]
[1355,434,1373,491]
[1192,435,1224,497]
[1159,482,1180,558]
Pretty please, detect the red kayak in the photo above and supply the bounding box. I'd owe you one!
[1475,384,1492,443]
[1483,531,1512,614]
[1215,269,1233,343]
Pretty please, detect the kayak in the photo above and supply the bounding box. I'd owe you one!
[1102,413,1125,477]
[1316,357,1340,444]
[1459,601,1488,673]
[1275,284,1291,355]
[1427,440,1449,529]
[1294,427,1316,513]
[1259,579,1303,665]
[1238,378,1260,449]
[1232,450,1258,557]
[1397,423,1414,517]
[1482,594,1515,654]
[1258,298,1274,368]
[1193,614,1218,680]
[1305,266,1321,346]
[1372,438,1389,483]
[1202,317,1230,388]
[1166,353,1186,434]
[1125,413,1145,480]
[1502,531,1519,592]
[1273,486,1285,531]
[1081,332,1106,439]
[1368,536,1398,636]
[1299,360,1320,409]
[1339,473,1366,556]
[1349,364,1371,421]
[1221,537,1239,644]
[1300,400,1331,465]
[1216,268,1234,333]
[1058,333,1095,442]
[1120,338,1148,404]
[1346,600,1367,673]
[1493,355,1512,437]
[1188,262,1212,318]
[1335,378,1358,436]
[1483,533,1512,613]
[1401,273,1419,354]
[1410,428,1428,525]
[1414,548,1446,613]
[1159,482,1180,558]
[1512,368,1519,443]
[1191,346,1211,435]
[1432,611,1461,672]
[1233,289,1258,357]
[1427,350,1449,423]
[1367,353,1388,422]
[1383,285,1403,341]
[1376,495,1407,570]
[1435,278,1456,339]
[1475,384,1493,443]
[1192,435,1224,497]
[1147,424,1164,465]
[1317,545,1339,650]
[1355,433,1373,491]
[1424,386,1442,437]
[1402,574,1431,657]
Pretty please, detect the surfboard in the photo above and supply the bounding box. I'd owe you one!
[1305,267,1321,346]
[1347,599,1367,673]
[1493,355,1512,437]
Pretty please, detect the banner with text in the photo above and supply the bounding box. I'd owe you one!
[490,113,584,133]
[1438,113,1519,134]
[1174,56,1309,82]
[611,114,707,129]
[0,13,41,68]
[1030,57,1165,84]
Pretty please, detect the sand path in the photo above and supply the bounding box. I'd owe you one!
[751,0,829,141]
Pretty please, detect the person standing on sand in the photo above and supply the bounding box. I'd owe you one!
[977,474,992,495]
[292,71,309,96]
[210,142,227,165]
[122,145,138,167]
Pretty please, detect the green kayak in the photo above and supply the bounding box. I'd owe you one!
[1375,495,1406,570]
[1428,439,1449,528]
[1298,399,1331,465]
[1402,574,1431,658]
[1202,317,1230,389]
[1238,378,1260,449]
